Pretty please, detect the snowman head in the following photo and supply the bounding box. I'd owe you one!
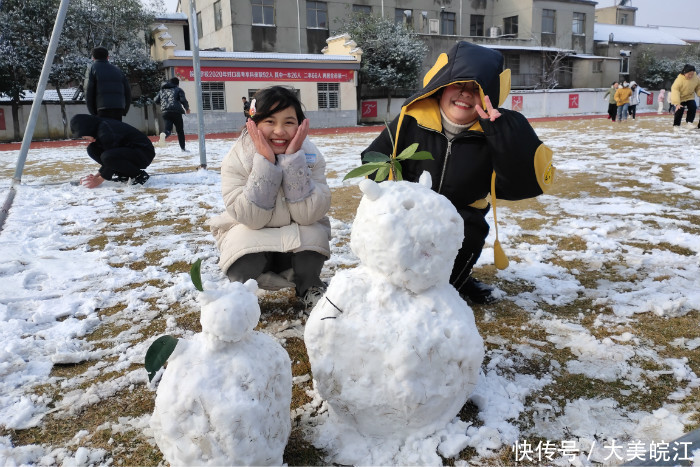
[351,172,464,293]
[199,279,260,343]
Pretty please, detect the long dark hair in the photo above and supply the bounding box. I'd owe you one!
[249,86,305,124]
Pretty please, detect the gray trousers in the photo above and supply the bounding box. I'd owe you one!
[226,250,326,296]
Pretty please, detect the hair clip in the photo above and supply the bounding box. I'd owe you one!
[249,99,256,117]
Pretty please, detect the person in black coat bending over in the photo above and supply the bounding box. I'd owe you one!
[84,47,131,121]
[362,41,555,305]
[70,114,155,188]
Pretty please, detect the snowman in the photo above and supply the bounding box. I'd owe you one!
[304,173,485,464]
[150,279,292,466]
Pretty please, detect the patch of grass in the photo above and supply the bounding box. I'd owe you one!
[330,185,361,223]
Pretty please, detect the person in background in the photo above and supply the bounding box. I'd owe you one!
[628,81,650,120]
[242,96,251,118]
[670,64,700,129]
[615,81,632,123]
[154,77,191,151]
[361,41,555,305]
[70,114,154,188]
[603,81,619,121]
[208,86,331,311]
[657,89,666,115]
[84,47,131,121]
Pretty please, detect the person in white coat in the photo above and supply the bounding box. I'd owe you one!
[208,86,331,310]
[657,89,666,114]
[628,81,650,120]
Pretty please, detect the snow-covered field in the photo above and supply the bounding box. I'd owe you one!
[0,115,699,466]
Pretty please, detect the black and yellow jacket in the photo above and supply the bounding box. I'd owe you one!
[362,41,555,268]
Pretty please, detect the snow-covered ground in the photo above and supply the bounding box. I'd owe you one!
[0,115,699,465]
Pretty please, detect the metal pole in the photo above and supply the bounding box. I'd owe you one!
[188,0,207,168]
[12,0,71,183]
[296,0,302,53]
[459,0,463,36]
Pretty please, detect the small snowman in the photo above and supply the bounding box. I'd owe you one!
[149,279,292,466]
[304,173,485,463]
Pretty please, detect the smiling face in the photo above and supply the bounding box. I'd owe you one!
[439,81,482,125]
[255,105,300,155]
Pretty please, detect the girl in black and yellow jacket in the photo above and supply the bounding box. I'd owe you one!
[362,41,554,304]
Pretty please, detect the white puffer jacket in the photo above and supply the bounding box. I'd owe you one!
[208,132,331,278]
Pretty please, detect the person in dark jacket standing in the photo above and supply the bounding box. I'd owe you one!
[154,77,191,151]
[70,114,155,188]
[84,47,131,121]
[362,41,555,305]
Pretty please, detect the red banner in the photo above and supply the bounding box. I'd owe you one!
[568,94,579,109]
[647,93,654,105]
[512,95,523,111]
[0,108,5,131]
[174,66,354,82]
[361,101,378,117]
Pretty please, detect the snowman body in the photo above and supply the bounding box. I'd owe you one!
[150,280,292,466]
[304,174,485,453]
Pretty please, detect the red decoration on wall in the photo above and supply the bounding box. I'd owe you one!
[647,93,654,105]
[361,101,378,118]
[0,108,5,131]
[568,94,579,108]
[174,66,354,82]
[512,95,523,111]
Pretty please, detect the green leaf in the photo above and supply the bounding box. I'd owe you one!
[190,258,203,291]
[395,143,419,160]
[406,150,434,161]
[393,161,404,181]
[362,151,391,163]
[343,163,383,181]
[145,335,179,382]
[375,165,390,182]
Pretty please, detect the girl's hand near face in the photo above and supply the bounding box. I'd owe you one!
[246,118,275,163]
[285,118,309,155]
[475,95,502,121]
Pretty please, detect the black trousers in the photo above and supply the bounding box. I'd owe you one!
[673,100,697,126]
[97,108,123,121]
[450,205,490,294]
[87,142,152,180]
[226,250,326,296]
[162,111,185,150]
[607,103,617,121]
[629,104,637,119]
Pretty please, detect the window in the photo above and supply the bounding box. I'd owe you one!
[504,16,518,36]
[252,0,274,25]
[214,0,223,31]
[542,9,556,33]
[470,15,484,36]
[318,83,339,109]
[620,57,629,74]
[395,8,412,29]
[572,12,585,35]
[307,1,328,29]
[619,13,628,25]
[202,82,225,111]
[440,11,456,35]
[592,60,602,73]
[504,54,520,75]
[196,12,203,39]
[353,4,371,15]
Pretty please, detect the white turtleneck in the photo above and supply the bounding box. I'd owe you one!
[440,108,476,140]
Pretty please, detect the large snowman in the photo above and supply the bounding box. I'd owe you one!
[304,173,485,464]
[150,279,292,466]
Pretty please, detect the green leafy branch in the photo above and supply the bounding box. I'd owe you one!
[144,258,204,382]
[343,143,433,181]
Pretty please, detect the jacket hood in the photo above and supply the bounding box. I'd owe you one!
[160,81,177,90]
[630,81,637,87]
[403,41,511,111]
[70,114,101,138]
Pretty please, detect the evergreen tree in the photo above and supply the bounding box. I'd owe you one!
[336,12,427,118]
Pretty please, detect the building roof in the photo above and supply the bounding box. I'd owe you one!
[172,50,359,63]
[0,88,80,103]
[594,23,688,45]
[481,44,575,53]
[653,26,700,43]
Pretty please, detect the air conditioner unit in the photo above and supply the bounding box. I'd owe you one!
[429,19,439,34]
[489,26,502,37]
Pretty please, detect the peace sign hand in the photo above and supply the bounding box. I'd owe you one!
[475,95,502,121]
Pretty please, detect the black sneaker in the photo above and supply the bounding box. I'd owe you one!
[112,175,130,183]
[131,170,150,185]
[460,276,498,305]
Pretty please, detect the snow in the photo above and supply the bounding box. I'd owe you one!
[1,115,700,465]
[594,23,689,45]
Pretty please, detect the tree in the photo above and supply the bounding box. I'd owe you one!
[0,0,164,141]
[335,12,427,118]
[635,45,700,89]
